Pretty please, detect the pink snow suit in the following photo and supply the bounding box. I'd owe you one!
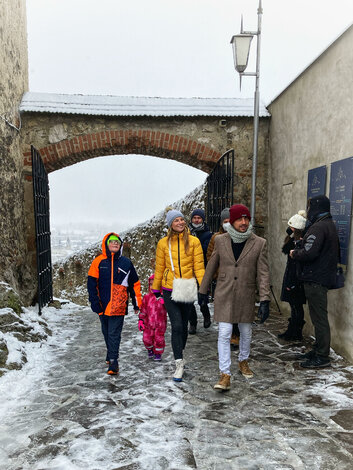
[139,275,167,355]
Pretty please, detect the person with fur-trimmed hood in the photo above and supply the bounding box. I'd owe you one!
[87,233,142,375]
[152,209,205,382]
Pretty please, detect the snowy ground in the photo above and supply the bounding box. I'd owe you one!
[1,303,353,469]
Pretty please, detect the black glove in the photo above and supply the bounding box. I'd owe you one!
[286,227,293,236]
[257,300,270,323]
[153,292,161,299]
[198,293,208,307]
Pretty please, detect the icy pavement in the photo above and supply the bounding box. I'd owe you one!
[0,304,353,470]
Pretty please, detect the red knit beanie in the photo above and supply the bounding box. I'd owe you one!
[229,204,251,224]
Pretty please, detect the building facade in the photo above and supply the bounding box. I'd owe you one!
[268,25,353,361]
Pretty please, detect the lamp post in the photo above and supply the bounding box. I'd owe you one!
[230,0,263,227]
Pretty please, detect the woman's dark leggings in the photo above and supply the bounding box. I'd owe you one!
[163,290,191,360]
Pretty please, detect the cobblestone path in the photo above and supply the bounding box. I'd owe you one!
[1,305,353,469]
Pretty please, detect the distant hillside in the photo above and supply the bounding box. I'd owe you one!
[53,183,206,305]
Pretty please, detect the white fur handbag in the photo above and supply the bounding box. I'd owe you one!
[168,240,198,303]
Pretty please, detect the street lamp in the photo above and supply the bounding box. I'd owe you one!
[230,0,263,227]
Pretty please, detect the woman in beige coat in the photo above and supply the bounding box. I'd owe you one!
[199,204,270,390]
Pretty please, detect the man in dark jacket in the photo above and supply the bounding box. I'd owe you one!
[188,208,213,333]
[290,195,339,368]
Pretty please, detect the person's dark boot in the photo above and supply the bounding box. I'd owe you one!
[189,324,197,335]
[300,354,331,368]
[278,319,295,340]
[296,349,316,360]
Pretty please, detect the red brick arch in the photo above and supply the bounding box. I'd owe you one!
[23,129,221,174]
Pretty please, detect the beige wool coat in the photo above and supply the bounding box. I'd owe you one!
[199,232,270,323]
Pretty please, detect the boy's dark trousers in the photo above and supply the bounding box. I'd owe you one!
[99,315,125,361]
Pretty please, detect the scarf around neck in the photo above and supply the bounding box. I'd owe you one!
[227,223,253,243]
[189,222,205,235]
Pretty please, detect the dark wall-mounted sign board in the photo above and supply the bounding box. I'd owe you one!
[329,157,353,268]
[307,165,327,200]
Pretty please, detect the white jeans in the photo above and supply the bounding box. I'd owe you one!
[218,322,252,374]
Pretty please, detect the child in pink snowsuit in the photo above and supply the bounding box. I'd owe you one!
[138,274,167,361]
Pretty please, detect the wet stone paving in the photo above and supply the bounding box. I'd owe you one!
[1,304,353,470]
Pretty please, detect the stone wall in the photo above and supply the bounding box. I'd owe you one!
[53,184,206,305]
[0,0,33,304]
[267,25,353,361]
[20,113,269,175]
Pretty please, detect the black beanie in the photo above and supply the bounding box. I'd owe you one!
[191,208,205,221]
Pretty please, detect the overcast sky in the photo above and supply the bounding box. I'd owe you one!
[26,0,353,231]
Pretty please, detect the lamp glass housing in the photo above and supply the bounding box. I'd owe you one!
[230,34,253,73]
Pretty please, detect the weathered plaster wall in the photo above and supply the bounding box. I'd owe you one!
[268,25,353,361]
[0,0,32,302]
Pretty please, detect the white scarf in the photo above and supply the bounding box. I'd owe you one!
[226,223,253,243]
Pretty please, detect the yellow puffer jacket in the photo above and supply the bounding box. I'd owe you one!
[152,232,205,291]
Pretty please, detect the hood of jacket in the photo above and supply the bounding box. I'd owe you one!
[102,232,123,258]
[307,195,331,223]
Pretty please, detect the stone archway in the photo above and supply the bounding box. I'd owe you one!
[23,128,221,174]
[20,98,270,304]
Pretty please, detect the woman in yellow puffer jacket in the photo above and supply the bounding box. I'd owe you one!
[152,209,205,382]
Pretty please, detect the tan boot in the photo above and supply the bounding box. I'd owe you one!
[238,360,254,378]
[230,334,239,347]
[214,373,231,390]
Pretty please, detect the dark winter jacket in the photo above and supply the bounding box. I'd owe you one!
[189,222,213,265]
[87,233,142,316]
[280,237,306,304]
[291,215,339,288]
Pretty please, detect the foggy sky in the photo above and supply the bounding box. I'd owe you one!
[26,0,353,230]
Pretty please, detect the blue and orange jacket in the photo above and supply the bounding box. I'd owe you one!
[87,233,142,316]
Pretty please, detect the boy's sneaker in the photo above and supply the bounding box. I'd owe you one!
[147,349,154,359]
[107,359,119,375]
[173,359,184,382]
[154,353,162,361]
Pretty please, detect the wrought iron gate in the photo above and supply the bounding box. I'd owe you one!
[32,145,53,314]
[207,149,234,232]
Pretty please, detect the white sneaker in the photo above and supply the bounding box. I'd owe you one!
[173,359,184,382]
